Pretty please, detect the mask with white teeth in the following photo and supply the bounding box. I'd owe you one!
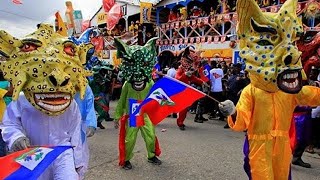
[0,24,93,116]
[237,0,305,94]
[114,37,157,91]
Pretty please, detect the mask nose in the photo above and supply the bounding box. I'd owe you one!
[49,69,71,87]
[284,55,292,66]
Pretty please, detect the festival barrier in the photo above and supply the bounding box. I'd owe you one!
[157,1,319,45]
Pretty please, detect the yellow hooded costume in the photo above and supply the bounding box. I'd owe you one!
[227,0,320,179]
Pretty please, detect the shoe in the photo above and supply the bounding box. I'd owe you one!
[179,125,186,131]
[223,124,230,129]
[105,117,114,121]
[98,122,105,129]
[194,118,203,123]
[123,161,132,170]
[209,115,218,120]
[148,156,162,165]
[200,116,208,121]
[292,158,311,168]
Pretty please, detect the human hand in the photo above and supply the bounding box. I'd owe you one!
[11,137,30,152]
[218,100,236,117]
[185,71,192,77]
[86,127,96,137]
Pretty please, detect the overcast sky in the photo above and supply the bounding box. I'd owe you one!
[0,0,102,37]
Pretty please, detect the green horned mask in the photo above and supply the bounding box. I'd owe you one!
[237,0,304,93]
[0,24,93,116]
[114,37,157,91]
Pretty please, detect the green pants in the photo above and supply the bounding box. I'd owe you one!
[124,116,156,160]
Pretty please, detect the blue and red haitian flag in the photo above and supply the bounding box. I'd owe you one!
[0,146,72,180]
[137,76,206,125]
[128,99,144,127]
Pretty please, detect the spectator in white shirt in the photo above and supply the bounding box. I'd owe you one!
[166,62,179,78]
[209,61,225,120]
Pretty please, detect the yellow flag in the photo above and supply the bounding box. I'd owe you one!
[140,2,152,23]
[55,12,68,36]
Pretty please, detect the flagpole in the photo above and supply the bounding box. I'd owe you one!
[163,76,222,105]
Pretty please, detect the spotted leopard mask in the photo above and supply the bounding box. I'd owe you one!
[237,0,304,93]
[114,37,157,91]
[0,24,93,115]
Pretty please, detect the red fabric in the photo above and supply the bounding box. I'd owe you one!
[103,0,115,12]
[141,88,205,125]
[91,36,104,51]
[106,3,122,30]
[155,137,161,156]
[168,13,177,21]
[118,115,129,166]
[289,115,297,153]
[198,66,210,83]
[177,108,188,127]
[81,20,90,32]
[95,101,109,112]
[12,0,22,4]
[175,68,204,85]
[0,148,30,179]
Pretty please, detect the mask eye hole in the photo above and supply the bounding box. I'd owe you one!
[20,43,39,52]
[257,40,273,46]
[64,45,76,56]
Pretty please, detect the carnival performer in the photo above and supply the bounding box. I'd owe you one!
[218,0,320,179]
[114,37,161,170]
[74,84,97,174]
[0,24,93,179]
[175,47,208,130]
[89,61,114,129]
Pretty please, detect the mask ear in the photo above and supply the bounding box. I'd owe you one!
[114,38,129,58]
[0,30,22,58]
[237,0,269,36]
[78,43,94,65]
[278,0,297,15]
[144,37,158,55]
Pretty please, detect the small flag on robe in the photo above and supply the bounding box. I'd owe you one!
[0,146,72,180]
[12,0,23,4]
[128,99,145,127]
[139,76,206,125]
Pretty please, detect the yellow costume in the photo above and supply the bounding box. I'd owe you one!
[229,84,320,179]
[0,88,7,121]
[223,0,320,179]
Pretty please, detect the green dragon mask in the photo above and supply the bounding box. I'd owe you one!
[114,37,157,91]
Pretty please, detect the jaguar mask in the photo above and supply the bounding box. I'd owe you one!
[238,0,304,94]
[0,24,93,115]
[114,37,157,91]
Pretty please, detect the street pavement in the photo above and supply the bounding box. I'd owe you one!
[85,101,320,180]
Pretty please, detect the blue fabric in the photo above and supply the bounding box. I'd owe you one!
[74,85,97,129]
[0,81,9,89]
[129,99,141,127]
[4,146,72,180]
[203,64,211,80]
[243,135,252,180]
